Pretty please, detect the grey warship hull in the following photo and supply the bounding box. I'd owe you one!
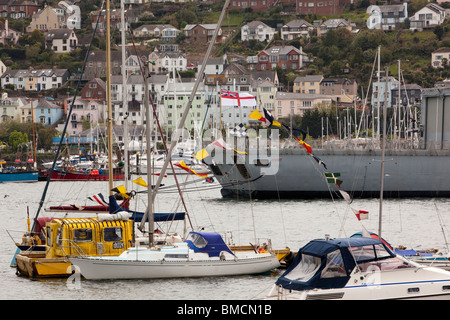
[209,147,450,199]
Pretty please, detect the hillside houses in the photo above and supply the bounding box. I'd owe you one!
[367,3,408,30]
[0,0,40,19]
[1,68,70,91]
[241,21,276,42]
[256,45,307,71]
[44,28,78,53]
[184,24,223,43]
[280,19,314,40]
[0,2,441,143]
[410,3,447,31]
[133,24,181,42]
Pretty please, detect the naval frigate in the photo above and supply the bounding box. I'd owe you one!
[207,87,450,199]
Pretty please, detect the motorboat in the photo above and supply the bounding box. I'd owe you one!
[264,236,450,300]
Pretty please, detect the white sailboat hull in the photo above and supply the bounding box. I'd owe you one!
[70,255,280,280]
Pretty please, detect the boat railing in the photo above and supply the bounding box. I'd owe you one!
[6,229,44,249]
[57,238,112,258]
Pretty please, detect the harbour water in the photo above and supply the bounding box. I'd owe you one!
[1,176,450,300]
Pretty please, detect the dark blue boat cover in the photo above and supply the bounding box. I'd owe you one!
[275,237,395,291]
[108,195,185,222]
[185,232,234,257]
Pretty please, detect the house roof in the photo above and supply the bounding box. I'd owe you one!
[251,70,278,83]
[260,45,303,56]
[244,20,272,29]
[284,19,313,28]
[45,28,76,40]
[321,19,350,28]
[276,92,331,100]
[294,75,324,83]
[184,24,218,31]
[321,77,357,85]
[380,4,406,13]
[433,47,450,53]
[222,62,250,76]
[135,24,178,32]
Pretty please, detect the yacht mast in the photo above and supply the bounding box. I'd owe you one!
[106,0,114,195]
[121,0,129,189]
[378,67,388,238]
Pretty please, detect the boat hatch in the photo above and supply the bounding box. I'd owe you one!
[185,232,234,257]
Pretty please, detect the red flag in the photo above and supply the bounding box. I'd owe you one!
[174,160,208,178]
[352,208,369,221]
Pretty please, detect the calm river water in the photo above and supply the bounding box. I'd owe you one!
[1,176,450,302]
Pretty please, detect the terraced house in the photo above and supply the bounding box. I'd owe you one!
[1,68,70,91]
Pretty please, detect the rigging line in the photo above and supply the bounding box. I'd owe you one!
[434,201,449,254]
[189,174,217,233]
[303,149,347,236]
[31,0,106,233]
[356,47,378,139]
[245,171,257,244]
[127,29,192,216]
[127,30,192,229]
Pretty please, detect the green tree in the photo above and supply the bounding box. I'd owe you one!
[9,131,28,151]
[434,25,444,41]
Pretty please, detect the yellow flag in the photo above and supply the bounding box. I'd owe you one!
[112,185,129,198]
[233,148,248,155]
[195,148,209,161]
[249,109,266,122]
[132,177,148,188]
[272,120,281,127]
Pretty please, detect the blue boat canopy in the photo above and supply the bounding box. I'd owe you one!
[275,237,396,292]
[185,232,234,257]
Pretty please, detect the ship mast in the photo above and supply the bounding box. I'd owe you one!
[106,0,113,196]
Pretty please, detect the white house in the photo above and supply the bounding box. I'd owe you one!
[159,52,187,74]
[45,29,78,53]
[410,3,447,31]
[241,21,276,42]
[280,19,314,40]
[367,3,408,30]
[431,47,450,68]
[198,56,228,76]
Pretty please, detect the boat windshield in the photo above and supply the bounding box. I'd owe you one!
[186,233,208,248]
[321,249,347,278]
[349,243,392,263]
[358,257,415,272]
[284,254,321,282]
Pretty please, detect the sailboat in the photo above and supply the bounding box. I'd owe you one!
[263,67,450,300]
[68,0,280,280]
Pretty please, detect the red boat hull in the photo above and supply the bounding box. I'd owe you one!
[47,197,130,212]
[49,170,124,181]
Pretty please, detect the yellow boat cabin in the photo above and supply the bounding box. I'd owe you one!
[15,216,134,278]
